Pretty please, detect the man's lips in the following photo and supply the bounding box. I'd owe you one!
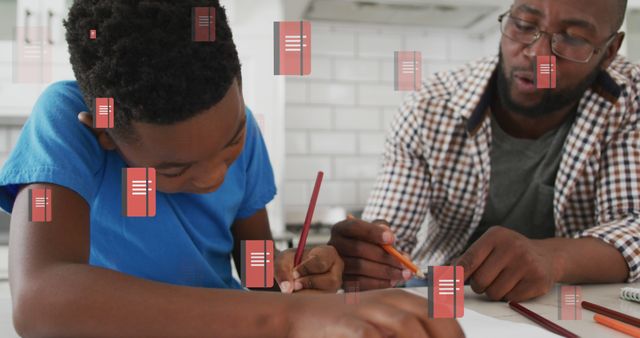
[514,71,534,83]
[513,71,537,93]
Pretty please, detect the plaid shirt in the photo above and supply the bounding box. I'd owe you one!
[363,55,640,282]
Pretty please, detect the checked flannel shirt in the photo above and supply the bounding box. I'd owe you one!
[362,55,640,282]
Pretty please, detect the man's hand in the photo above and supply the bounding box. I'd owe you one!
[328,218,413,290]
[456,226,562,302]
[275,245,343,293]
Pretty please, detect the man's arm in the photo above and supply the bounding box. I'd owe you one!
[458,82,640,302]
[456,227,628,302]
[330,93,432,290]
[543,237,628,283]
[577,89,640,283]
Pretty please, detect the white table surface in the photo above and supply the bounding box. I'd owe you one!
[0,241,638,338]
[461,283,640,338]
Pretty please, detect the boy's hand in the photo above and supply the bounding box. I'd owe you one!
[287,289,465,338]
[275,246,344,293]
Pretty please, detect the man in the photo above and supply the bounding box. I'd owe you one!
[330,0,640,302]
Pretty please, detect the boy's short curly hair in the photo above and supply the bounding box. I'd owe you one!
[64,0,241,140]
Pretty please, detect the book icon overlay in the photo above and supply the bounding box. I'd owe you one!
[536,55,557,89]
[122,168,156,217]
[274,21,311,76]
[428,265,464,319]
[344,280,360,305]
[241,240,274,288]
[192,6,216,42]
[394,51,422,91]
[29,187,52,223]
[94,97,114,129]
[13,26,52,84]
[558,285,582,320]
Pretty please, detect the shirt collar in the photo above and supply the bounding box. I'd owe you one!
[456,56,624,136]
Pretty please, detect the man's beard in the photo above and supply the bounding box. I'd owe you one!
[496,51,603,119]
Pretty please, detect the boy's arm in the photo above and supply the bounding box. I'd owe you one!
[10,183,291,337]
[10,183,464,338]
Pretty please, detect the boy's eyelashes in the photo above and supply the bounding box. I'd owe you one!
[229,137,242,147]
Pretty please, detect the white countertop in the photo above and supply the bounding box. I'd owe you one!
[462,283,640,337]
[0,242,637,338]
[0,246,16,338]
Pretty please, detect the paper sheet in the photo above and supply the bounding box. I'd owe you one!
[402,288,561,338]
[458,308,561,338]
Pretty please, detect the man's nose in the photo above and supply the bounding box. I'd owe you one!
[523,33,554,58]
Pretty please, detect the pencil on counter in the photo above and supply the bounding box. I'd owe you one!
[581,300,640,328]
[346,214,425,279]
[594,313,640,338]
[508,301,579,338]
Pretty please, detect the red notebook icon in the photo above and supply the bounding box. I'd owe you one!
[241,240,274,288]
[122,168,156,217]
[394,51,422,91]
[428,265,464,318]
[192,7,216,42]
[29,188,52,223]
[94,97,114,129]
[559,285,582,320]
[274,21,311,76]
[89,29,96,40]
[536,55,557,89]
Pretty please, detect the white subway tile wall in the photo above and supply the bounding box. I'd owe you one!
[0,125,23,167]
[283,21,496,223]
[0,22,498,226]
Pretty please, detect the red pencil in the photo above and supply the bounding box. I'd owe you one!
[294,171,324,267]
[582,300,640,328]
[508,301,579,338]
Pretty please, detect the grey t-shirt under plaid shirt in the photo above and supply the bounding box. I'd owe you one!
[466,111,575,247]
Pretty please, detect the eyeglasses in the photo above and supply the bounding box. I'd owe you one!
[498,10,617,63]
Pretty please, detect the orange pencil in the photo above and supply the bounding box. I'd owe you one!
[594,313,640,338]
[381,244,425,279]
[347,214,425,279]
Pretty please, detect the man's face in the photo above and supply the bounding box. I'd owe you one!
[114,79,247,194]
[497,0,619,118]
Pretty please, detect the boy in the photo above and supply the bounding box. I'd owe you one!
[0,1,462,337]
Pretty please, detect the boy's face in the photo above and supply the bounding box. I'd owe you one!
[112,79,247,194]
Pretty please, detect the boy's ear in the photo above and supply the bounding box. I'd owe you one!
[77,111,118,151]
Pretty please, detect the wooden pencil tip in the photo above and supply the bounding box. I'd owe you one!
[416,270,426,279]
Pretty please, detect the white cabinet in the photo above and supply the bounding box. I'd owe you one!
[0,0,73,117]
[628,8,640,63]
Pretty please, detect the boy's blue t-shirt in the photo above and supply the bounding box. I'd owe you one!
[0,81,276,289]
